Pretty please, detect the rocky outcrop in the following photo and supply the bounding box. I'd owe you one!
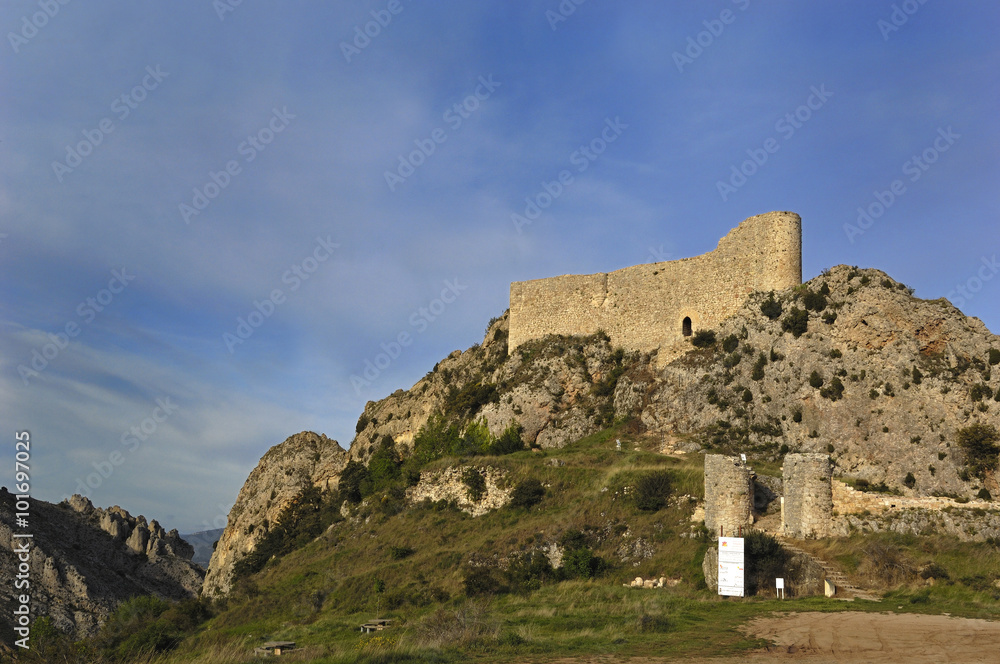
[203,431,346,597]
[0,490,203,639]
[406,465,513,516]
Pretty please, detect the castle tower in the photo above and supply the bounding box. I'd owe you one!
[782,453,833,539]
[704,454,754,537]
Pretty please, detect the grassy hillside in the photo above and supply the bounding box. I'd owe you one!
[19,423,1000,663]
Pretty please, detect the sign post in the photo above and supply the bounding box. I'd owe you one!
[776,577,784,600]
[717,537,745,597]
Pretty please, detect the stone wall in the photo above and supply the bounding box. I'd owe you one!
[704,454,754,537]
[782,454,834,539]
[509,211,801,365]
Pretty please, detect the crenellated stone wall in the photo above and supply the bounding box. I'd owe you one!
[509,211,801,365]
[704,454,754,537]
[782,454,834,539]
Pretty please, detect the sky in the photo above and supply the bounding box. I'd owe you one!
[1,1,998,533]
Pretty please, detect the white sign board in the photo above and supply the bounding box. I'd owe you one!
[717,537,745,597]
[776,578,784,589]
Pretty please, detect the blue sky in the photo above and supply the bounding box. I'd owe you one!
[2,1,998,533]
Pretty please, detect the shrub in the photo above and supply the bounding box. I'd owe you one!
[751,353,767,381]
[562,547,607,579]
[509,478,545,509]
[446,382,499,418]
[722,352,741,368]
[792,408,802,423]
[781,307,809,337]
[634,470,672,512]
[744,531,788,595]
[722,334,739,353]
[463,567,507,597]
[858,541,915,587]
[956,423,1000,479]
[819,282,831,296]
[977,488,992,501]
[490,422,525,455]
[355,414,370,433]
[829,348,842,359]
[820,377,844,401]
[760,292,783,320]
[339,460,370,504]
[691,330,716,348]
[990,348,1000,366]
[389,545,415,560]
[809,371,824,388]
[462,468,487,502]
[802,290,827,312]
[904,472,916,489]
[970,383,993,402]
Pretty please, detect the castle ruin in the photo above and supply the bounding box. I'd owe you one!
[703,454,754,538]
[509,211,802,364]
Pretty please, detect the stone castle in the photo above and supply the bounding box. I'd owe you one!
[509,211,802,363]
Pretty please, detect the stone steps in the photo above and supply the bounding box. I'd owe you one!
[776,536,881,602]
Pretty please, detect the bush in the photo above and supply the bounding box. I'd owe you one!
[562,546,607,579]
[446,382,499,418]
[858,541,915,588]
[462,468,487,502]
[744,531,788,595]
[634,470,672,512]
[904,472,916,489]
[820,377,844,401]
[339,460,369,504]
[956,423,1000,479]
[760,292,783,320]
[802,290,827,312]
[355,414,370,433]
[691,329,716,348]
[808,371,824,388]
[781,307,809,337]
[792,408,802,423]
[977,488,992,501]
[490,422,525,455]
[751,353,767,381]
[389,545,415,560]
[990,348,1000,366]
[722,334,739,353]
[509,478,545,509]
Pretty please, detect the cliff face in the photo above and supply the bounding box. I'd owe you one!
[202,431,346,597]
[0,491,203,639]
[206,264,1000,596]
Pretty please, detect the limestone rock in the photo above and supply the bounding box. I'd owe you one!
[203,431,346,598]
[0,489,203,639]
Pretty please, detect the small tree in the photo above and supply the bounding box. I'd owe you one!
[956,423,1000,480]
[691,329,716,348]
[781,307,809,338]
[634,470,672,511]
[760,292,783,320]
[509,478,545,509]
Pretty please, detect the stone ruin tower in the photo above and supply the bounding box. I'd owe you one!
[782,453,834,539]
[704,454,754,537]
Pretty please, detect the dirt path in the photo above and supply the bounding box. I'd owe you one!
[739,611,1000,663]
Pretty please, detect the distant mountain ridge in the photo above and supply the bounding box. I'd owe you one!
[180,528,226,567]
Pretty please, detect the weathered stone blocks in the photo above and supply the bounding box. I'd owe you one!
[782,453,833,539]
[509,211,802,365]
[704,454,754,537]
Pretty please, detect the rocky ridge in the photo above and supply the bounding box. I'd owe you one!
[0,490,202,639]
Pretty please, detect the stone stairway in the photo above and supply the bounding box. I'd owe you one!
[776,536,881,602]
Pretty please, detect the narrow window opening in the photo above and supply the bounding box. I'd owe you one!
[682,317,692,337]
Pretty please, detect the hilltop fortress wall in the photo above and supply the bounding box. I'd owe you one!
[509,211,802,363]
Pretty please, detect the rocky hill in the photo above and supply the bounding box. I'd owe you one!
[203,431,346,597]
[204,265,1000,596]
[0,491,203,640]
